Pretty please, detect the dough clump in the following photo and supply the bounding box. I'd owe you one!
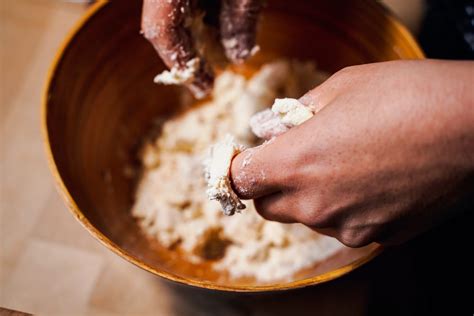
[272,98,314,127]
[154,58,201,85]
[204,135,246,216]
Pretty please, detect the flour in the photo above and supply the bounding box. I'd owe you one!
[132,60,343,282]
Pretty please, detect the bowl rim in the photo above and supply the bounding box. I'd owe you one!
[41,0,422,292]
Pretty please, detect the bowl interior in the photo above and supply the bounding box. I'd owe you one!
[45,0,422,291]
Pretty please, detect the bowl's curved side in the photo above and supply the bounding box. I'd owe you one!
[41,0,209,291]
[42,0,422,292]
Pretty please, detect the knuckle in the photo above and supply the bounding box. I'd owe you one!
[295,205,333,228]
[292,194,335,228]
[339,230,373,248]
[332,65,355,78]
[328,64,363,86]
[253,198,277,221]
[294,210,317,227]
[256,209,275,222]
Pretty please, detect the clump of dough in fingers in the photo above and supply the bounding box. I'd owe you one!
[142,0,263,98]
[207,98,315,215]
[250,98,315,139]
[204,135,246,216]
[142,0,213,98]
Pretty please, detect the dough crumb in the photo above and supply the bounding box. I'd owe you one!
[154,58,200,85]
[204,135,246,216]
[249,98,315,140]
[272,98,314,127]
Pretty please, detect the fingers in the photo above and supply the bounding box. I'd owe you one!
[220,0,263,63]
[230,138,291,200]
[141,0,213,98]
[142,0,263,97]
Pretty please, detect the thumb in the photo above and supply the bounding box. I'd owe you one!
[230,136,292,200]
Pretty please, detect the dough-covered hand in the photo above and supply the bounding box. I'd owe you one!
[142,0,262,98]
[231,60,474,247]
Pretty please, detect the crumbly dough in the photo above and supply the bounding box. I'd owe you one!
[132,60,343,282]
[272,98,314,126]
[154,57,200,85]
[204,135,246,216]
[250,98,315,140]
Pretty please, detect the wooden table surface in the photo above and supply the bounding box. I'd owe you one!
[0,1,436,315]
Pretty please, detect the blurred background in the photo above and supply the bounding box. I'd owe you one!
[1,0,473,315]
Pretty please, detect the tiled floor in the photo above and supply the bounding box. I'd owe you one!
[0,1,424,315]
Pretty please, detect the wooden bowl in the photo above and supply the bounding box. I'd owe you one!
[42,0,424,292]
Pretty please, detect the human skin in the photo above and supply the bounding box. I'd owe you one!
[141,0,262,98]
[231,60,474,247]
